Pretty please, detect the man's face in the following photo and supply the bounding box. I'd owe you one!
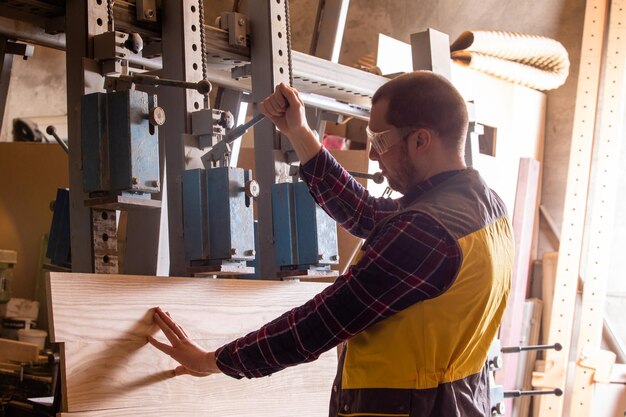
[367,99,418,194]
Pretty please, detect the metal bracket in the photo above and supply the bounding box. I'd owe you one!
[219,12,249,48]
[93,31,129,75]
[410,28,451,80]
[136,0,158,22]
[4,41,34,58]
[142,41,162,59]
[92,209,118,274]
[232,64,252,80]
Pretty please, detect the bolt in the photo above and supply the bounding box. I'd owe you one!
[196,80,213,95]
[145,9,155,18]
[238,35,246,45]
[318,254,324,260]
[245,180,260,198]
[149,107,166,126]
[245,250,256,256]
[152,180,160,187]
[238,18,245,26]
[230,248,238,255]
[131,177,138,185]
[330,255,339,261]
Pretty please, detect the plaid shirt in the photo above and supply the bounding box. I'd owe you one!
[216,148,462,378]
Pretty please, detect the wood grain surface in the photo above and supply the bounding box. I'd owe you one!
[47,272,337,416]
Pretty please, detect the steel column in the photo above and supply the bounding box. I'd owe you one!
[159,0,205,276]
[65,0,109,272]
[249,0,293,279]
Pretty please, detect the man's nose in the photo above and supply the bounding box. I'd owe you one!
[368,147,379,161]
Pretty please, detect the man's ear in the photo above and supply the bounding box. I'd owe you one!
[415,128,432,149]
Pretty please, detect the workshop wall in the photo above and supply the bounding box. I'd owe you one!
[0,45,66,142]
[0,142,68,302]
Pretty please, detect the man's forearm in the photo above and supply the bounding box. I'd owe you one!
[287,126,322,165]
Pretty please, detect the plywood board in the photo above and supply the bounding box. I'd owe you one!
[46,272,337,416]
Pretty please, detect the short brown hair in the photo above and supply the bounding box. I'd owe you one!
[372,71,468,152]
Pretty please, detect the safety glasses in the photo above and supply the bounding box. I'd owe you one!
[366,126,417,154]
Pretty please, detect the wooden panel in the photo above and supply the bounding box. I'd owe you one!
[0,337,39,362]
[47,272,337,416]
[496,158,541,406]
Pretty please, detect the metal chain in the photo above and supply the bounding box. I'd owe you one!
[283,0,294,86]
[197,0,208,81]
[197,0,209,108]
[106,0,114,32]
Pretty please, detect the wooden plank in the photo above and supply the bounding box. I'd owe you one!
[513,299,543,417]
[540,252,558,345]
[533,1,609,416]
[46,272,337,416]
[496,157,541,409]
[0,337,39,362]
[569,0,626,414]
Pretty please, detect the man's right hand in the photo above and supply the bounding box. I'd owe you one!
[148,307,221,377]
[259,83,322,164]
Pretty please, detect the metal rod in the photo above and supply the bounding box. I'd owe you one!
[347,170,384,184]
[130,74,212,95]
[501,342,562,354]
[504,388,563,398]
[225,113,265,143]
[46,125,69,154]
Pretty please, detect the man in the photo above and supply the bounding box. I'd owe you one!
[149,71,514,417]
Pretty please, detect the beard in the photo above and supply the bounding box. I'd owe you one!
[382,143,417,195]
